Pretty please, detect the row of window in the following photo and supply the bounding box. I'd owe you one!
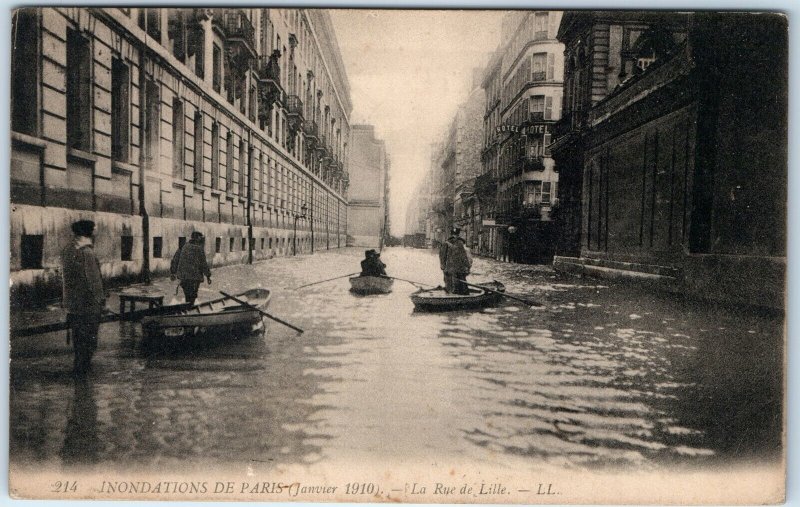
[505,12,555,63]
[17,232,325,269]
[11,10,348,198]
[495,180,557,215]
[523,181,557,206]
[153,235,308,258]
[502,52,556,110]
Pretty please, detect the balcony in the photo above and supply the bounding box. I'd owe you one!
[257,52,280,83]
[328,157,342,176]
[529,111,545,122]
[521,155,545,172]
[316,134,329,157]
[531,71,547,82]
[220,10,256,60]
[287,95,304,122]
[481,143,497,161]
[257,51,284,118]
[475,173,497,196]
[521,203,543,220]
[303,119,319,141]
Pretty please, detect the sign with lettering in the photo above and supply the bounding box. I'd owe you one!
[495,123,551,135]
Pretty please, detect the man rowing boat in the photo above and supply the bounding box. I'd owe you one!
[360,249,387,277]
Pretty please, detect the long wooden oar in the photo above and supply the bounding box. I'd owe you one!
[457,279,543,307]
[294,272,360,290]
[219,291,304,335]
[11,302,194,337]
[379,275,437,288]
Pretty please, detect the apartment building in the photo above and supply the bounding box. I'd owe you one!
[10,8,353,303]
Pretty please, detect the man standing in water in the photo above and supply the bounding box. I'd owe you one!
[438,227,472,294]
[61,219,106,376]
[170,231,212,305]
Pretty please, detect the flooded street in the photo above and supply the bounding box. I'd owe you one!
[10,247,783,474]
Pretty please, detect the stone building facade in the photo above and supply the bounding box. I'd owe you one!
[551,12,787,309]
[10,8,352,304]
[478,11,564,263]
[403,177,430,248]
[346,125,389,248]
[451,75,485,249]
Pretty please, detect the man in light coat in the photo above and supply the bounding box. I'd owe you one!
[61,219,106,375]
[438,227,472,294]
[170,231,212,305]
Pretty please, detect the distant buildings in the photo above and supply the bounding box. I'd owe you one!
[483,11,564,263]
[401,10,787,309]
[452,70,487,250]
[550,12,787,309]
[346,125,390,248]
[407,11,565,262]
[10,7,353,304]
[403,176,429,248]
[426,72,485,248]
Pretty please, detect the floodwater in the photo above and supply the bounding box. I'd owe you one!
[9,247,783,473]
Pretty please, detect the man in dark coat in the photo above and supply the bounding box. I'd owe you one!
[360,249,387,277]
[61,219,106,375]
[170,231,212,305]
[439,227,472,294]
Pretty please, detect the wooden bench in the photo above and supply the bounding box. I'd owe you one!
[119,292,164,316]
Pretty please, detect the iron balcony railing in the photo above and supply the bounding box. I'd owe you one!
[287,95,304,119]
[303,119,319,140]
[221,10,256,57]
[520,155,545,172]
[529,111,545,122]
[317,134,329,156]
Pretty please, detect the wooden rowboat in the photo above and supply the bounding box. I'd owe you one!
[141,288,271,338]
[410,281,505,312]
[349,275,393,295]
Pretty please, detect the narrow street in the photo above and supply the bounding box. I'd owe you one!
[9,247,782,473]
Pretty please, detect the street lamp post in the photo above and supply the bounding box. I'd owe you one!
[293,204,308,256]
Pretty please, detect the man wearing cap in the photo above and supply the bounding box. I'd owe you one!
[170,231,212,305]
[61,219,106,375]
[360,249,387,277]
[439,227,472,294]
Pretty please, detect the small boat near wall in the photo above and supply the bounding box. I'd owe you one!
[141,288,271,339]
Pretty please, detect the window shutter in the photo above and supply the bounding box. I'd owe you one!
[169,11,186,62]
[545,96,553,120]
[548,12,557,39]
[544,133,552,156]
[547,53,555,80]
[193,113,203,185]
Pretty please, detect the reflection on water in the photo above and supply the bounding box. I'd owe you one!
[9,248,782,472]
[60,378,100,466]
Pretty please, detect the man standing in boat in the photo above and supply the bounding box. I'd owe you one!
[170,231,212,305]
[439,227,472,295]
[360,249,387,277]
[61,219,106,376]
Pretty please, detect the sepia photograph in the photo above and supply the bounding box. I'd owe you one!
[6,5,787,504]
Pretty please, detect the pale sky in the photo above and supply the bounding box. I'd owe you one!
[329,9,505,236]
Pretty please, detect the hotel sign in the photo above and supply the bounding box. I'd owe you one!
[495,123,550,135]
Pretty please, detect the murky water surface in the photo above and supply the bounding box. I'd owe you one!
[10,248,783,472]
